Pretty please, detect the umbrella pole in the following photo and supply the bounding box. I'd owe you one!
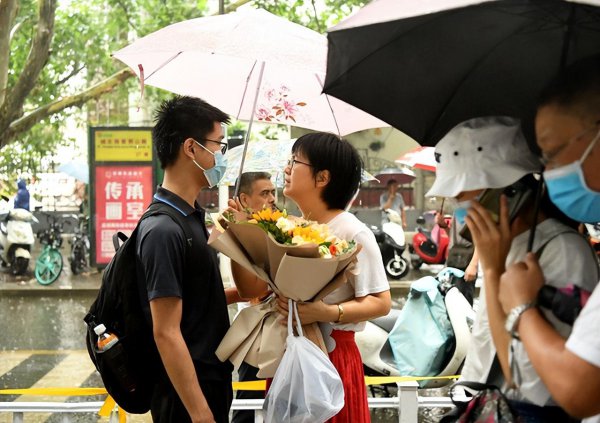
[315,74,341,137]
[233,61,266,198]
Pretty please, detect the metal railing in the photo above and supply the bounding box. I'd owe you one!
[0,382,455,423]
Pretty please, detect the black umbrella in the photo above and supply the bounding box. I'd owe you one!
[323,0,600,146]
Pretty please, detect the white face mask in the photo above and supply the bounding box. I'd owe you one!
[192,141,227,188]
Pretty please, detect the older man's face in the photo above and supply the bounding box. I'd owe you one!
[241,178,276,212]
[536,104,600,192]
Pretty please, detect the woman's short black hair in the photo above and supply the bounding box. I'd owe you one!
[152,96,230,169]
[292,132,363,210]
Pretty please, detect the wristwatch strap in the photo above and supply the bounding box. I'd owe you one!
[505,301,537,340]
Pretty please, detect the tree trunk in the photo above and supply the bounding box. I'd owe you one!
[0,0,18,105]
[0,0,252,150]
[0,0,57,140]
[0,68,134,148]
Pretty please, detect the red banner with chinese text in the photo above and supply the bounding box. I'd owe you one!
[94,165,153,264]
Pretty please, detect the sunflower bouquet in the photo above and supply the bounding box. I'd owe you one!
[208,207,360,378]
[249,207,356,259]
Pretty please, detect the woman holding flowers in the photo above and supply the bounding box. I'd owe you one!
[277,132,392,422]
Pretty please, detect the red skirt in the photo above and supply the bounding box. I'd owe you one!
[327,329,370,423]
[265,330,370,423]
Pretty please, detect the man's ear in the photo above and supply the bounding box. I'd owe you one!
[238,193,248,209]
[315,170,331,188]
[182,138,196,159]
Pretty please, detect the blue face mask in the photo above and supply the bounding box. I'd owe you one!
[543,128,600,223]
[453,200,472,225]
[193,141,227,188]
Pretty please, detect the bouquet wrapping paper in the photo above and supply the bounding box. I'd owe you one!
[208,218,359,378]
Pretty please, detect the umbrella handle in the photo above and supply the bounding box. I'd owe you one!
[439,198,445,215]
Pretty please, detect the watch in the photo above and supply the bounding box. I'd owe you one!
[505,301,537,340]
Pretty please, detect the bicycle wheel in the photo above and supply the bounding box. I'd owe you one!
[35,248,63,285]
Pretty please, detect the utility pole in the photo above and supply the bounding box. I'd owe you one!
[219,0,224,14]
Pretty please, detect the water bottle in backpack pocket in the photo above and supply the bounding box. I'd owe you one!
[85,315,157,414]
[89,323,142,401]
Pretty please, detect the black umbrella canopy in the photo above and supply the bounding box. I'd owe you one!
[324,0,600,146]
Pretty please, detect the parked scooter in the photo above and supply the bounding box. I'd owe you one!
[372,209,409,279]
[0,195,38,275]
[409,211,451,269]
[356,268,475,391]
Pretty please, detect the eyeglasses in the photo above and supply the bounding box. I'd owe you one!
[201,138,228,155]
[540,122,600,167]
[287,158,313,169]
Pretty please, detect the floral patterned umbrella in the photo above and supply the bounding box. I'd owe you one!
[222,138,377,186]
[221,138,296,186]
[113,8,387,194]
[113,8,387,137]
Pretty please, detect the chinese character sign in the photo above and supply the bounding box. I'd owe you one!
[94,129,153,162]
[95,166,153,264]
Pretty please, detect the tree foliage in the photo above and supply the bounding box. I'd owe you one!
[254,0,368,33]
[0,0,218,181]
[0,0,368,184]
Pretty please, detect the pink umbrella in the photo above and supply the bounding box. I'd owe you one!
[395,146,436,172]
[112,8,387,137]
[113,8,388,195]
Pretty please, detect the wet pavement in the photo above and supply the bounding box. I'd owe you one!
[0,250,448,422]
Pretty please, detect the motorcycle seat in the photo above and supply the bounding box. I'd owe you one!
[370,308,402,332]
[418,226,442,246]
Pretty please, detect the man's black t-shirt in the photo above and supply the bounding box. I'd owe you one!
[136,186,232,382]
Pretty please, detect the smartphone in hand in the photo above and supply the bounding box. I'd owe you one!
[459,178,535,242]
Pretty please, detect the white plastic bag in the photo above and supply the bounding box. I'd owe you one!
[263,300,344,423]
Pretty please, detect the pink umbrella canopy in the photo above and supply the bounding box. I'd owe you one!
[113,8,388,136]
[395,146,437,172]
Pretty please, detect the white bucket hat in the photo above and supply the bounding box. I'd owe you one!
[426,116,541,198]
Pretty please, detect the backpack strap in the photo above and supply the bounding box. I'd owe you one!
[141,199,194,265]
[108,197,196,272]
[534,227,600,279]
[112,232,129,252]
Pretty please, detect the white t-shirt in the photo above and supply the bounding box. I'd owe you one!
[323,211,390,331]
[460,219,599,406]
[380,192,405,224]
[566,283,600,423]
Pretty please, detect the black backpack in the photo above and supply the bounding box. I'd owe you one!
[84,200,192,414]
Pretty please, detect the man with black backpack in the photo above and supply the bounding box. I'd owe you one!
[137,96,233,423]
